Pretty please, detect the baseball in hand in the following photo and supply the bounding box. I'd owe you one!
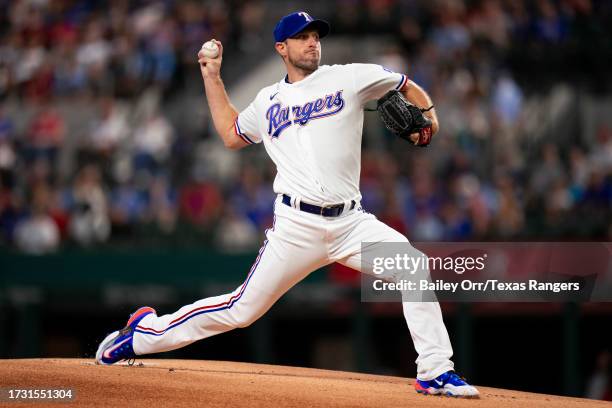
[200,40,219,58]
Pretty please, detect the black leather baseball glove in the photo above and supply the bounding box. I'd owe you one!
[377,90,433,147]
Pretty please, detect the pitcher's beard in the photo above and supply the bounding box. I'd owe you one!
[288,54,320,74]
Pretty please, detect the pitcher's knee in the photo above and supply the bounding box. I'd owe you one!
[232,308,262,328]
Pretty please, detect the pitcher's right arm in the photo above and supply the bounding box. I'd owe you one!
[198,40,248,150]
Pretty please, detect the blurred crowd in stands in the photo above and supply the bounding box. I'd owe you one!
[0,0,610,254]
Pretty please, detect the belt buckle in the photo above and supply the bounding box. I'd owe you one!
[321,203,342,217]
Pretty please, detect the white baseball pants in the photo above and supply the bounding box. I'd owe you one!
[133,195,454,380]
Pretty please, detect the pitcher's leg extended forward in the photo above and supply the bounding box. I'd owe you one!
[134,228,327,354]
[96,200,329,363]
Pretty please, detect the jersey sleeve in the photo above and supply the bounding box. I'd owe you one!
[234,101,263,145]
[351,63,408,105]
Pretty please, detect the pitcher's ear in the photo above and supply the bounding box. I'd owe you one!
[275,41,287,57]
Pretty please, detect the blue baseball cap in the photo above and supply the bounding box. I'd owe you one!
[273,11,330,43]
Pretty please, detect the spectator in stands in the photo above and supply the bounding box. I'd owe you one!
[81,97,129,180]
[108,178,148,236]
[14,182,60,254]
[531,143,565,194]
[0,106,16,174]
[0,184,22,245]
[143,174,178,234]
[493,173,524,238]
[179,177,223,228]
[132,109,175,177]
[214,205,259,253]
[24,105,65,167]
[228,167,275,230]
[76,18,113,93]
[65,165,110,246]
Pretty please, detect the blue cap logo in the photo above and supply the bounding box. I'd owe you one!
[273,11,330,43]
[299,12,313,22]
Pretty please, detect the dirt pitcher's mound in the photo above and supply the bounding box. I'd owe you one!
[0,359,607,408]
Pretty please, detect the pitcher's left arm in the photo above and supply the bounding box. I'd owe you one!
[401,80,439,135]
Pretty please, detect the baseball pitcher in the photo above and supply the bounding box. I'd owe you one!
[96,11,479,398]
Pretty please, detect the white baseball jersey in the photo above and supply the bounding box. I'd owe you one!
[234,63,408,205]
[131,63,455,382]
